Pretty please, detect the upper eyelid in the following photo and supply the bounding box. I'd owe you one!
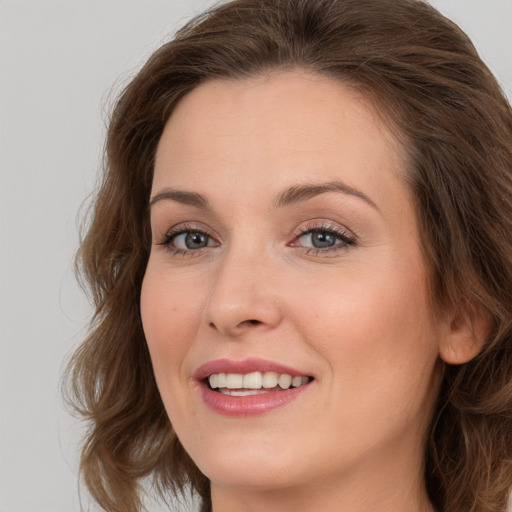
[161,222,217,238]
[293,220,356,238]
[296,224,350,235]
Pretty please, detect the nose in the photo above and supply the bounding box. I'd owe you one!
[203,248,283,338]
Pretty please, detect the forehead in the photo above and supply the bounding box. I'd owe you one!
[153,71,409,211]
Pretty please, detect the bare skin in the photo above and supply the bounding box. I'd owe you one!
[142,71,478,512]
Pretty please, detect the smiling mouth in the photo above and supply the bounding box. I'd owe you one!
[205,371,313,396]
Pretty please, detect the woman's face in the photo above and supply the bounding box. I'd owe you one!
[141,72,448,497]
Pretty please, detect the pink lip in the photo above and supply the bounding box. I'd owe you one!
[193,358,313,417]
[193,357,310,380]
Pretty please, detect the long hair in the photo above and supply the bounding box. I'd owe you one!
[65,1,512,511]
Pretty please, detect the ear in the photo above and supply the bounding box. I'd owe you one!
[439,300,492,365]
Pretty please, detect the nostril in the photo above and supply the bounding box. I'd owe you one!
[239,319,262,327]
[207,317,268,334]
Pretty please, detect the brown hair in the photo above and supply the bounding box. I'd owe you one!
[65,1,512,511]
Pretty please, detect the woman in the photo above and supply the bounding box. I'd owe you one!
[67,0,512,511]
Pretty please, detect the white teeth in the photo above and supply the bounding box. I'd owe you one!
[208,371,311,391]
[225,373,243,389]
[262,371,279,388]
[278,374,292,389]
[209,374,219,388]
[291,376,302,387]
[243,371,263,389]
[220,389,266,396]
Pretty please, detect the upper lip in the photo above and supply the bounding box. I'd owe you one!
[193,358,312,381]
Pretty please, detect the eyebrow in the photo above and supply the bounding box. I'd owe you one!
[149,180,379,212]
[149,188,211,210]
[273,181,379,211]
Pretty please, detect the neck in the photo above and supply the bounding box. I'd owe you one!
[210,438,436,512]
[211,476,435,512]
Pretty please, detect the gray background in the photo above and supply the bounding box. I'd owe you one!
[1,1,511,511]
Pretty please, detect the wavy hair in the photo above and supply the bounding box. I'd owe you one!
[65,1,512,511]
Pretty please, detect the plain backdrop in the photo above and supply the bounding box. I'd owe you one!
[1,1,511,511]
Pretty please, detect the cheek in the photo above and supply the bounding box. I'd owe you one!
[295,253,440,399]
[298,254,432,339]
[140,265,204,387]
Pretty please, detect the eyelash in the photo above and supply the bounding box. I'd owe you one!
[290,223,356,256]
[157,223,218,257]
[157,222,356,257]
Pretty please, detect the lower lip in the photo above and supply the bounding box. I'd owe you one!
[198,382,311,417]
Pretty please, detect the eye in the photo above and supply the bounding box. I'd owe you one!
[290,224,356,254]
[299,230,340,249]
[157,224,219,255]
[172,231,213,250]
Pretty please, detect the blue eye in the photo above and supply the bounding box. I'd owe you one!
[293,226,355,253]
[158,226,218,254]
[172,231,212,250]
[299,230,339,249]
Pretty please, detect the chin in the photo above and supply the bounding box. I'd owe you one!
[203,460,304,491]
[187,436,310,490]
